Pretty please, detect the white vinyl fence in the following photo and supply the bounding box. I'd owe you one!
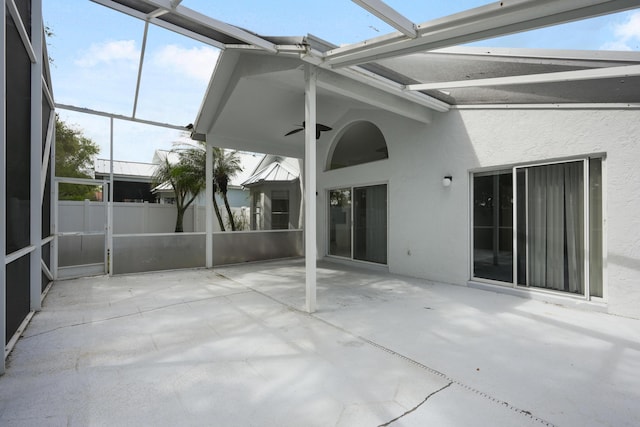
[56,201,302,276]
[58,200,249,234]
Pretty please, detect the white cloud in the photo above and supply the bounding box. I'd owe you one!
[614,11,640,41]
[600,41,633,51]
[75,40,139,67]
[153,44,220,83]
[601,11,640,51]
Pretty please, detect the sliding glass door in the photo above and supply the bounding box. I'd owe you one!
[472,170,513,282]
[518,161,585,294]
[472,158,603,298]
[329,189,351,258]
[329,184,387,264]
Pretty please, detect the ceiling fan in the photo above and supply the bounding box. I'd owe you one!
[285,121,332,140]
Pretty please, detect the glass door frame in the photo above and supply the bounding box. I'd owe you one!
[512,158,590,298]
[326,182,389,266]
[470,156,605,302]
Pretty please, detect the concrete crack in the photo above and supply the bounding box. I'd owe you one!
[378,382,453,426]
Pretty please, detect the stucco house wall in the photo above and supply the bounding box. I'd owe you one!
[316,108,640,319]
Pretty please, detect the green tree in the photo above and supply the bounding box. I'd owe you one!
[55,115,100,200]
[213,148,242,231]
[153,156,204,232]
[177,141,226,231]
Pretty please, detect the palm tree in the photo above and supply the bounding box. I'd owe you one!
[152,156,204,232]
[178,141,226,231]
[213,148,242,231]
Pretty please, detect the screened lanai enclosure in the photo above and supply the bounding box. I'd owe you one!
[3,0,640,375]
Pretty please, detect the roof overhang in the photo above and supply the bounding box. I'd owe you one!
[194,49,436,158]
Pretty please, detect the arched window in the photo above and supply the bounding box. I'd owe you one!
[328,121,388,170]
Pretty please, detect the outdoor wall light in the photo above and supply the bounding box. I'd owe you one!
[442,175,453,187]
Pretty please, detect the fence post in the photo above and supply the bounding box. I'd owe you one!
[143,201,149,233]
[83,199,90,232]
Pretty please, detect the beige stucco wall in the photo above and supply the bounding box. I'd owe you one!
[316,107,640,319]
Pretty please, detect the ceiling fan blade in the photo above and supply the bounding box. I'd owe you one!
[284,128,303,136]
[285,122,332,139]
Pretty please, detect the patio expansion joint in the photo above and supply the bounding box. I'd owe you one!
[21,290,253,339]
[217,272,557,426]
[354,334,557,426]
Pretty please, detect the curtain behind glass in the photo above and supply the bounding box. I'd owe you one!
[354,185,387,264]
[527,162,584,294]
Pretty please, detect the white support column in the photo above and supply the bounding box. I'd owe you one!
[205,140,213,268]
[51,180,58,280]
[1,0,7,375]
[131,21,149,119]
[108,118,114,275]
[304,65,317,313]
[30,0,43,312]
[50,97,56,282]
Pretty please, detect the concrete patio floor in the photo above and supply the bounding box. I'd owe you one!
[1,259,639,426]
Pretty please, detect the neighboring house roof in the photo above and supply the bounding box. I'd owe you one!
[94,159,156,182]
[242,155,300,187]
[242,162,298,187]
[151,149,180,166]
[151,182,173,194]
[230,152,263,188]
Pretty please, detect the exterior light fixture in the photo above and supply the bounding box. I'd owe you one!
[442,175,452,187]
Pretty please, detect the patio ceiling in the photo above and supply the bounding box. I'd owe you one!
[193,49,439,157]
[86,0,640,136]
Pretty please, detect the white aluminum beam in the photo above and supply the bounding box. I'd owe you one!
[6,246,35,265]
[336,66,450,113]
[140,0,277,52]
[56,103,187,131]
[132,21,150,118]
[42,76,55,109]
[304,64,317,314]
[6,0,36,62]
[1,0,6,375]
[91,0,227,50]
[405,64,640,91]
[453,103,640,110]
[148,8,169,19]
[326,0,640,68]
[352,0,417,38]
[54,177,108,186]
[41,110,55,198]
[317,69,433,124]
[433,46,640,63]
[41,259,53,281]
[30,0,44,313]
[205,141,213,268]
[108,118,114,276]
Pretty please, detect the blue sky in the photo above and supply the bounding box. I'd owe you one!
[43,1,640,163]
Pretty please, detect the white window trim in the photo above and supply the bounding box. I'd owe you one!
[326,181,389,267]
[469,155,607,303]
